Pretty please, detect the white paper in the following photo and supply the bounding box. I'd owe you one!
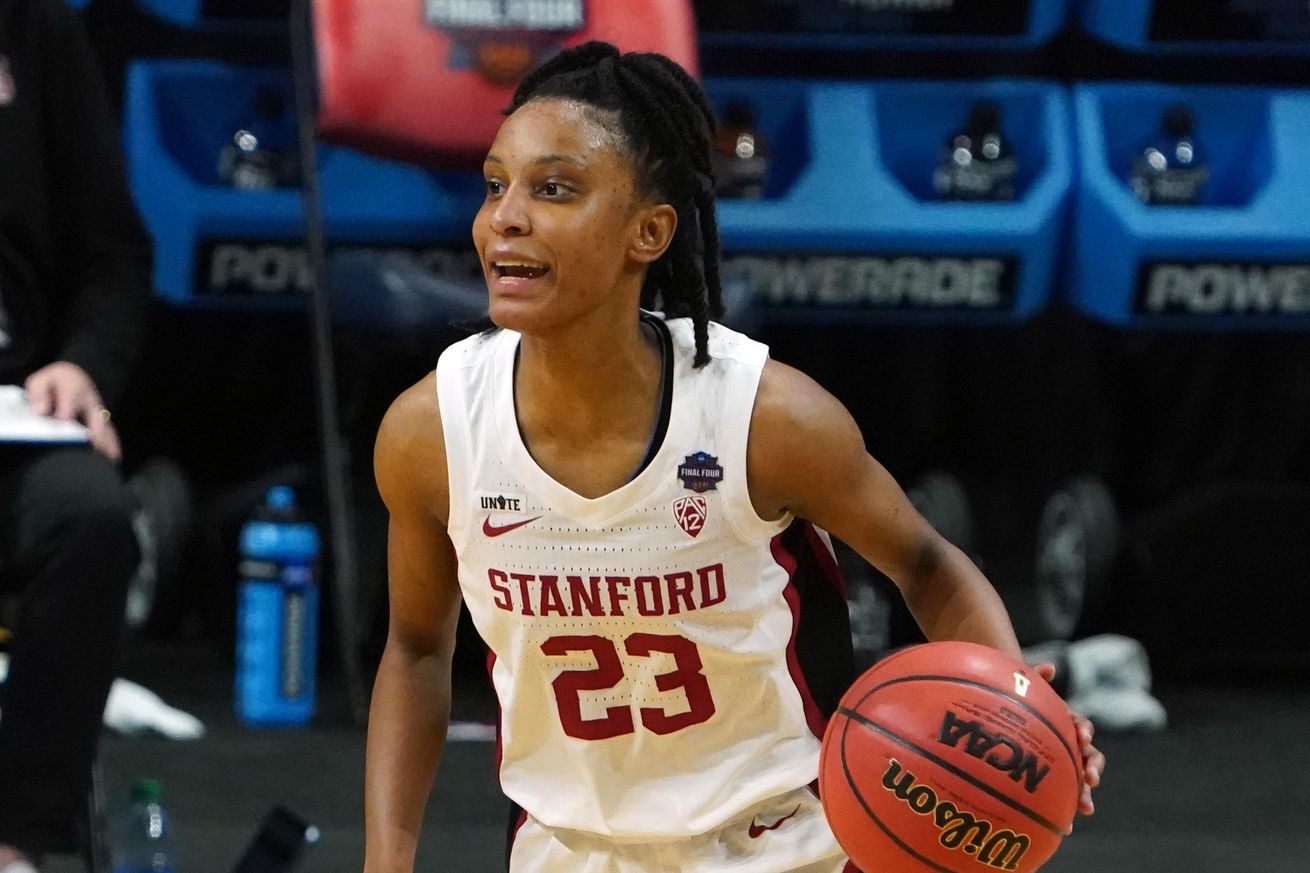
[0,385,90,443]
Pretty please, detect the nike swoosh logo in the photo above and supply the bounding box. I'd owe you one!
[747,805,800,839]
[482,515,542,537]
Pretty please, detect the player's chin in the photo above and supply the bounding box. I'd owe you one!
[487,290,556,334]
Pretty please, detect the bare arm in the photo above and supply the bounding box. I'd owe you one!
[747,360,1022,658]
[365,372,463,873]
[747,361,1104,815]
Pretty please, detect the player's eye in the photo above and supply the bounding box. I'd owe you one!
[484,178,504,196]
[539,179,577,198]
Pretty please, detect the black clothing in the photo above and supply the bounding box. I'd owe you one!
[0,445,136,863]
[0,0,152,408]
[0,0,151,862]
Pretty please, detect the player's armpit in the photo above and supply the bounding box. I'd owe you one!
[746,359,939,582]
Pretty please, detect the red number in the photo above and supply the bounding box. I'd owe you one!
[540,635,634,741]
[540,633,717,739]
[625,633,717,735]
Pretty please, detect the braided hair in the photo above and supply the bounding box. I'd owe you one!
[508,41,725,367]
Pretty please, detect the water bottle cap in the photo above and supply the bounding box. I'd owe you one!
[266,486,297,511]
[131,779,165,803]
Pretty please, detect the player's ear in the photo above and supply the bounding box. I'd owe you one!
[629,203,677,265]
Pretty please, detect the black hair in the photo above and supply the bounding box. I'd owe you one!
[506,41,725,367]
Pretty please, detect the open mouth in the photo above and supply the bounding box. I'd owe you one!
[492,260,550,280]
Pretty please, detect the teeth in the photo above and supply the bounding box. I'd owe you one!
[493,260,546,269]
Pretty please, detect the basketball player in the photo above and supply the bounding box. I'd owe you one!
[365,42,1103,873]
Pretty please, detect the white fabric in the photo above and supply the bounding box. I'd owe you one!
[437,317,826,840]
[103,678,206,740]
[508,785,847,873]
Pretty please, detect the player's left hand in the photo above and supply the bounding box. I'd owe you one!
[25,361,122,461]
[1034,661,1104,822]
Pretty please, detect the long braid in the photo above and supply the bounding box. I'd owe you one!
[509,42,724,367]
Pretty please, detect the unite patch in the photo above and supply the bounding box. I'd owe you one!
[477,491,528,513]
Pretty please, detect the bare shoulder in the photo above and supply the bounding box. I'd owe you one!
[374,370,449,524]
[747,358,868,521]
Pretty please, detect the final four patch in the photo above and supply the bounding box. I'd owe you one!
[678,452,723,493]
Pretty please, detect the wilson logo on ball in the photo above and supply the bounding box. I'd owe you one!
[937,710,1051,794]
[882,758,1032,871]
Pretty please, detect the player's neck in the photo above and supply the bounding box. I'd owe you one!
[515,316,662,438]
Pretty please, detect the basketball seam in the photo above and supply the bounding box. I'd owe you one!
[836,715,968,873]
[861,673,1081,777]
[837,705,1066,837]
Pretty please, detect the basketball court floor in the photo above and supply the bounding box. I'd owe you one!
[59,637,1309,873]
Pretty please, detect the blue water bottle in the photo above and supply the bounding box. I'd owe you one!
[236,486,320,726]
[110,779,175,873]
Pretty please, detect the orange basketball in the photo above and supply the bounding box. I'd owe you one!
[819,641,1081,873]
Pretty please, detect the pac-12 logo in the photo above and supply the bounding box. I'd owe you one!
[673,496,707,538]
[423,0,587,84]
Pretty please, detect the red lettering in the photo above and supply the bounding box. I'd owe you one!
[665,571,695,614]
[568,575,605,616]
[605,576,631,616]
[634,575,664,616]
[488,568,513,612]
[511,573,536,616]
[698,563,726,607]
[538,575,566,616]
[541,636,634,741]
[626,633,717,734]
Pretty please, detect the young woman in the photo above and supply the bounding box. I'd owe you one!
[366,41,1104,873]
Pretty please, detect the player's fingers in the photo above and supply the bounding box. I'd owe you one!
[1033,661,1057,683]
[1076,714,1095,748]
[1079,784,1095,817]
[1083,743,1105,787]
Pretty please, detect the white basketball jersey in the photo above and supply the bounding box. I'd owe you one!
[436,315,853,840]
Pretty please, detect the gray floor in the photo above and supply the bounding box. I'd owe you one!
[68,638,1310,873]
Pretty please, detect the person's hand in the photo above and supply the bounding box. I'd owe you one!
[25,362,121,461]
[1033,661,1104,823]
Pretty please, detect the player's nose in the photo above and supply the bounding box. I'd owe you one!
[489,184,531,236]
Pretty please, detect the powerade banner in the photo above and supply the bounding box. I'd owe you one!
[195,239,482,297]
[1135,261,1310,317]
[1150,0,1310,41]
[721,253,1021,313]
[195,239,1021,314]
[693,0,1031,36]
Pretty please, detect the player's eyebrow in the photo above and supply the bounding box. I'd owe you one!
[484,153,588,168]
